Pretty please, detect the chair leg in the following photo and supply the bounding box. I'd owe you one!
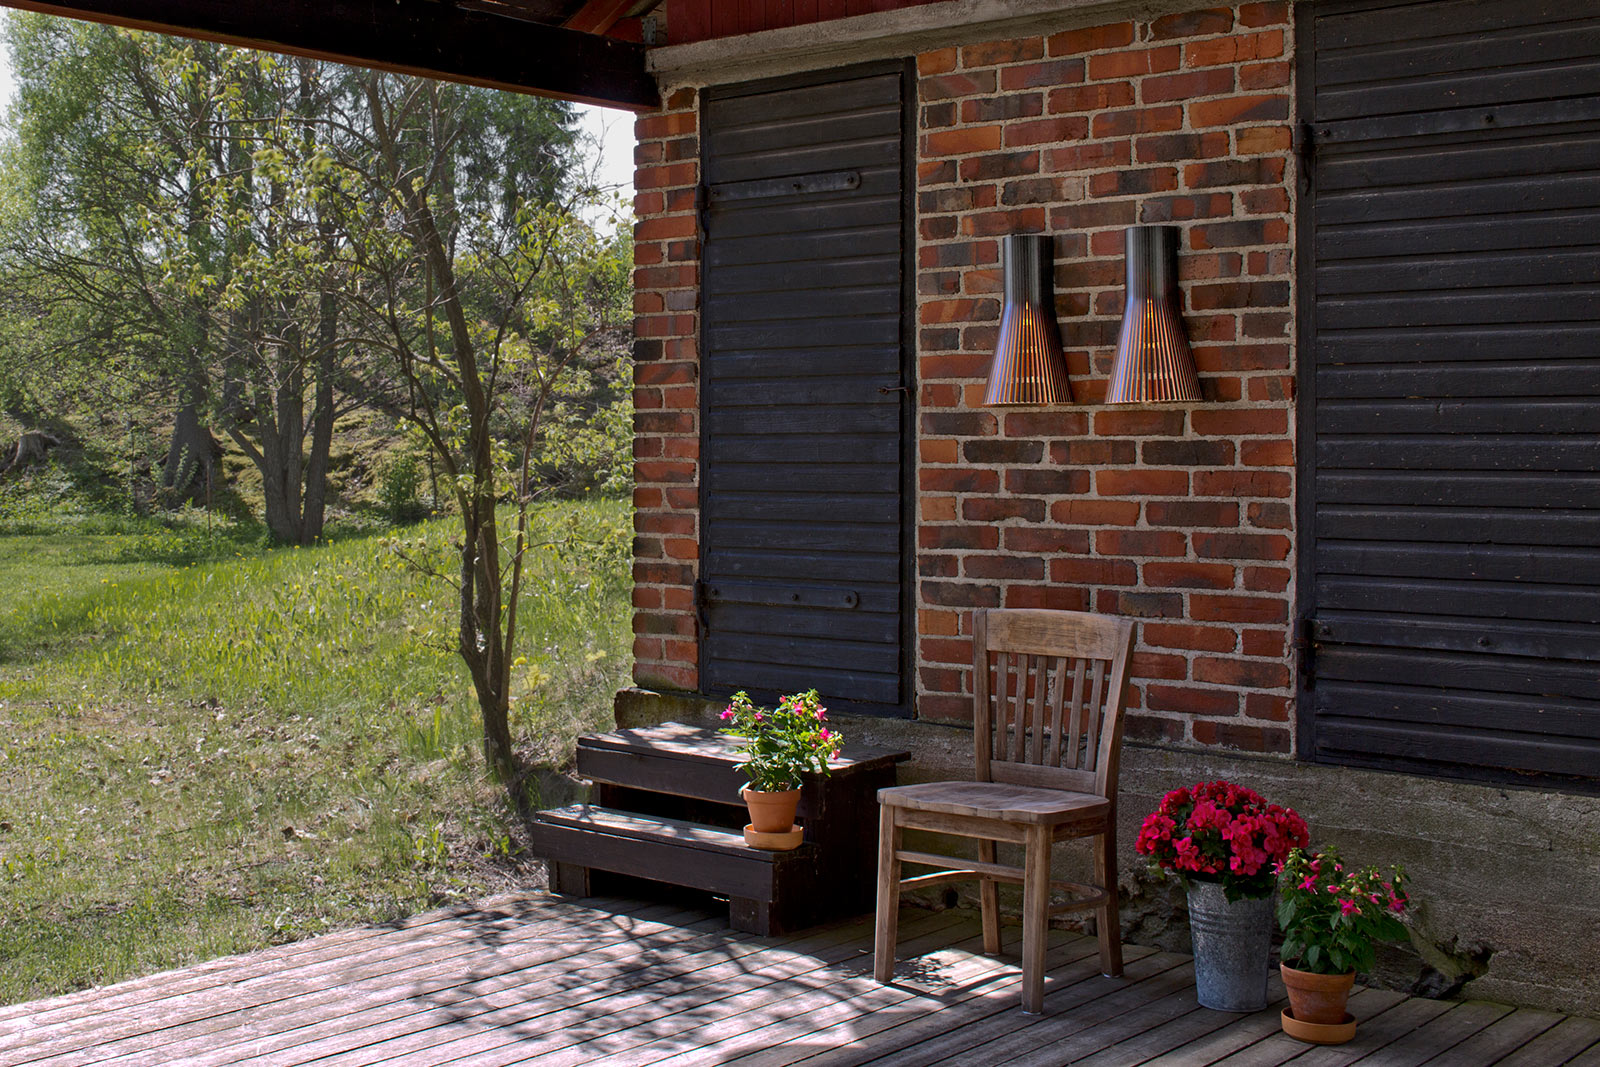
[978,838,1001,956]
[872,804,902,984]
[1021,824,1050,1015]
[1094,825,1124,978]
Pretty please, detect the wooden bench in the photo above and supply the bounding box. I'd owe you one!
[531,721,909,934]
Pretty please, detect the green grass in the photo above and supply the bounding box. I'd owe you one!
[0,499,631,1004]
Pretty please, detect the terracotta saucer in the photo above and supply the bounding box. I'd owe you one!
[1281,1008,1357,1045]
[742,824,803,850]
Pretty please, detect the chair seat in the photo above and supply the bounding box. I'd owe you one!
[878,780,1111,827]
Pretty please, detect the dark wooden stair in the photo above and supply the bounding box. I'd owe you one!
[530,721,909,935]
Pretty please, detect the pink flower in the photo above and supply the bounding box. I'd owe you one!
[1339,899,1361,916]
[1299,876,1317,891]
[818,729,832,741]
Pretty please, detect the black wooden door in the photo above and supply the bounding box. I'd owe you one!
[698,62,911,714]
[1297,0,1600,786]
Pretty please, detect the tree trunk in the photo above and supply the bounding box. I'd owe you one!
[1,431,59,476]
[161,399,221,506]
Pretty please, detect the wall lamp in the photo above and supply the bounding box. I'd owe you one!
[983,234,1072,405]
[1106,225,1201,403]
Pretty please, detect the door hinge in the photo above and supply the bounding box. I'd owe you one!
[696,183,710,236]
[1292,122,1315,194]
[694,578,711,637]
[1294,616,1318,691]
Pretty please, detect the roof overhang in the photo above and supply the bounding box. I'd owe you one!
[0,0,660,110]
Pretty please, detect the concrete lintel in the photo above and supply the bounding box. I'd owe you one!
[648,0,1213,88]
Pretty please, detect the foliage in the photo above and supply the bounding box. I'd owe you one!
[376,452,428,523]
[1277,846,1410,975]
[1135,780,1310,901]
[0,499,630,1003]
[719,690,844,793]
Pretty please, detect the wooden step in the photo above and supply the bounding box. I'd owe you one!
[529,805,819,932]
[575,720,906,808]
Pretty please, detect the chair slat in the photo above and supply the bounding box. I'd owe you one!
[1029,655,1047,764]
[1065,660,1087,771]
[1083,658,1107,772]
[1010,654,1027,764]
[974,610,992,782]
[1046,658,1066,767]
[995,650,1009,765]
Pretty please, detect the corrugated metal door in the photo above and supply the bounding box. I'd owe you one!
[698,62,910,713]
[1298,0,1600,785]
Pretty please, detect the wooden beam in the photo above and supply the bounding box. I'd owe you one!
[563,0,637,35]
[0,0,660,111]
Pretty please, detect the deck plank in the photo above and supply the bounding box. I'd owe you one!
[0,892,1594,1067]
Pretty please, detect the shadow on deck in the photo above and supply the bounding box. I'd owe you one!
[0,890,1596,1066]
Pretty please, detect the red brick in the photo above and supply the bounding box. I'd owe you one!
[922,411,999,437]
[1242,628,1284,658]
[920,609,962,637]
[921,636,976,665]
[1132,651,1189,680]
[1087,46,1180,80]
[1005,585,1091,611]
[1184,157,1285,189]
[1090,167,1179,197]
[1190,94,1290,128]
[920,667,966,694]
[962,37,1045,66]
[1190,594,1288,624]
[1093,409,1186,436]
[1242,439,1293,466]
[922,495,957,522]
[1050,557,1138,585]
[1244,566,1292,592]
[921,553,959,578]
[923,71,999,100]
[963,497,1047,522]
[1193,720,1289,753]
[1239,2,1290,28]
[1136,132,1230,163]
[1246,502,1291,530]
[966,555,1047,580]
[1095,529,1186,556]
[1143,68,1236,104]
[635,111,696,140]
[1004,527,1091,554]
[1195,657,1289,689]
[1144,561,1236,590]
[1146,685,1239,716]
[1050,440,1138,465]
[1149,8,1234,39]
[960,151,1042,181]
[925,125,1004,155]
[1143,622,1238,653]
[1194,532,1290,560]
[1092,106,1184,138]
[1240,60,1292,91]
[962,207,1049,236]
[1190,408,1287,436]
[1044,140,1133,173]
[920,525,1000,551]
[1245,692,1291,722]
[1051,500,1141,526]
[1047,22,1135,55]
[1003,410,1090,438]
[1047,82,1135,113]
[918,694,975,723]
[1185,30,1284,68]
[1004,117,1091,147]
[1006,468,1091,495]
[919,48,959,75]
[963,94,1046,123]
[923,582,1003,608]
[1104,590,1184,618]
[1147,500,1239,527]
[635,162,697,190]
[1096,469,1188,496]
[1126,714,1186,742]
[1000,59,1086,91]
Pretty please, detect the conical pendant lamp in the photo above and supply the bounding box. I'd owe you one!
[984,234,1072,405]
[1106,225,1202,403]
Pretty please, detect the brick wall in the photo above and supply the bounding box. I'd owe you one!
[912,3,1297,752]
[632,3,1301,754]
[631,86,702,693]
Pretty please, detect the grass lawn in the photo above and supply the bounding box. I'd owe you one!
[0,499,631,1004]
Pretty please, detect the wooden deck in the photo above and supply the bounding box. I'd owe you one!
[1,891,1595,1066]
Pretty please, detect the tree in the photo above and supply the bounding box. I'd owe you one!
[329,72,623,788]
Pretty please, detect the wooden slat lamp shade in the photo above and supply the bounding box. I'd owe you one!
[984,235,1073,405]
[1106,225,1201,403]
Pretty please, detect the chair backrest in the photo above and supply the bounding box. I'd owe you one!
[972,608,1136,800]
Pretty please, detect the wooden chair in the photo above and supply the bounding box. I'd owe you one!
[872,607,1136,1014]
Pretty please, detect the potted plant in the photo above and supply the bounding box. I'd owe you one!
[720,689,843,849]
[1136,780,1309,1012]
[1276,846,1410,1044]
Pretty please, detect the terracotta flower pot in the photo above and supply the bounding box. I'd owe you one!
[741,788,800,834]
[1280,963,1357,1044]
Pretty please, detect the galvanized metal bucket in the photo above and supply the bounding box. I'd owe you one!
[1187,880,1274,1012]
